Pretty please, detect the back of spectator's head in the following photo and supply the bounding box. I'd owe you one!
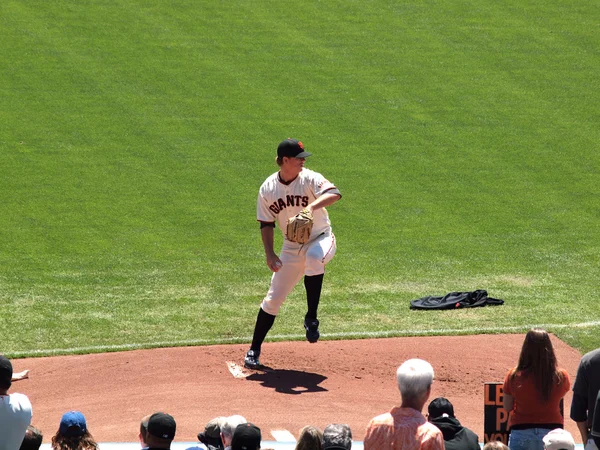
[232,423,261,450]
[146,412,177,443]
[427,397,455,419]
[323,424,352,450]
[482,442,509,450]
[20,425,43,450]
[52,411,98,450]
[221,415,247,446]
[295,425,323,450]
[198,416,226,448]
[396,358,434,402]
[518,328,557,372]
[59,411,87,437]
[0,355,13,390]
[139,414,152,446]
[542,429,575,450]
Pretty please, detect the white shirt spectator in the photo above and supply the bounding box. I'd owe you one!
[0,392,33,450]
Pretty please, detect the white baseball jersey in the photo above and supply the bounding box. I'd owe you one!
[257,168,338,240]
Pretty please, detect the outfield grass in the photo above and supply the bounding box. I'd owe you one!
[1,0,598,358]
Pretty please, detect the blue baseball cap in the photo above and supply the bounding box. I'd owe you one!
[59,411,87,437]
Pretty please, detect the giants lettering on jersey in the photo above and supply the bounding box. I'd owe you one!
[269,195,309,214]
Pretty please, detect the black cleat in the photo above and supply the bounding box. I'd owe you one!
[244,349,261,369]
[304,318,320,343]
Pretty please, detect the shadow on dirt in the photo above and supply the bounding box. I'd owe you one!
[246,369,328,394]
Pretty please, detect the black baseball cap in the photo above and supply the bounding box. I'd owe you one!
[231,422,261,450]
[428,397,455,418]
[148,412,176,441]
[277,139,312,159]
[0,355,12,390]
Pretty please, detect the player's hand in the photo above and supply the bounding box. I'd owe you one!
[266,254,283,272]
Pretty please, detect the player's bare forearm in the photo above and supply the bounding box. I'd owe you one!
[260,226,276,255]
[307,192,341,213]
[260,226,281,272]
[12,370,29,381]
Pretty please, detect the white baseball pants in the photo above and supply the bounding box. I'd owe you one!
[260,232,336,316]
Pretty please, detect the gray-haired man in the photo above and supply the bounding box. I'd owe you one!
[221,416,247,450]
[323,423,352,450]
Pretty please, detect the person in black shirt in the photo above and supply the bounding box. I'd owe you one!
[427,397,480,450]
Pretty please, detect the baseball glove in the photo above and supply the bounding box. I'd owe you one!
[286,209,314,244]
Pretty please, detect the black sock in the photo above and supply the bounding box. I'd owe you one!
[250,308,276,353]
[304,274,324,321]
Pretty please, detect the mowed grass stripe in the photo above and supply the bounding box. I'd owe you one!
[0,0,598,356]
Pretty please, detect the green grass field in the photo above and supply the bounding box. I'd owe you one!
[1,0,598,358]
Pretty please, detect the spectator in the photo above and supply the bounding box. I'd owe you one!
[426,397,479,450]
[231,423,261,450]
[542,429,575,450]
[295,425,323,450]
[363,358,444,450]
[503,328,571,450]
[50,410,99,450]
[198,416,226,450]
[591,390,600,450]
[221,416,248,450]
[570,347,600,448]
[139,414,151,449]
[483,442,509,450]
[19,425,43,450]
[323,423,352,450]
[145,412,176,450]
[0,355,33,450]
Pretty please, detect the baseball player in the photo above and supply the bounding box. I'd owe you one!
[244,138,342,369]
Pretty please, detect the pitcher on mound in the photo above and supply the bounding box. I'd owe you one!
[244,138,342,369]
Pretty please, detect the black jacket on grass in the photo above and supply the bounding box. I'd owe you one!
[410,289,504,310]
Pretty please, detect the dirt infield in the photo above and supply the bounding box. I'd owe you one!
[11,334,583,444]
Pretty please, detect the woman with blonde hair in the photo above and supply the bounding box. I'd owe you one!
[51,411,99,450]
[503,328,570,450]
[295,425,323,450]
[483,441,509,450]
